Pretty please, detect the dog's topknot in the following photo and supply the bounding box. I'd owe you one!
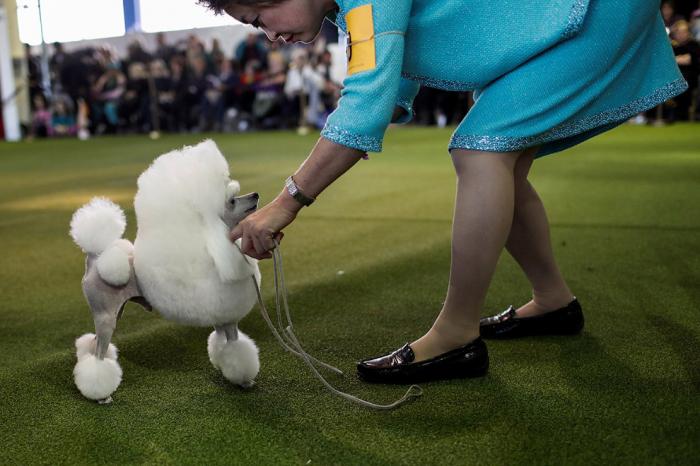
[70,197,126,254]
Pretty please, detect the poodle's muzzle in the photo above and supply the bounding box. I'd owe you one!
[223,192,259,229]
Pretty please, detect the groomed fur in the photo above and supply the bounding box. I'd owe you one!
[75,333,118,360]
[95,239,133,286]
[73,355,122,400]
[70,197,126,255]
[133,139,260,326]
[207,330,260,387]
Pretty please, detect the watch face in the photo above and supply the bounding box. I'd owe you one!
[286,177,297,195]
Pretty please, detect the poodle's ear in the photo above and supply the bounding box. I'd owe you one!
[204,219,257,283]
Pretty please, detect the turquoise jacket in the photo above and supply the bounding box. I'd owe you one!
[321,0,592,152]
[320,0,686,157]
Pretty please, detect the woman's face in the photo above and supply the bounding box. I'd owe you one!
[224,0,336,44]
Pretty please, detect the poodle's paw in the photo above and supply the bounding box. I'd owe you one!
[73,354,122,401]
[75,333,118,360]
[207,330,260,387]
[239,380,255,389]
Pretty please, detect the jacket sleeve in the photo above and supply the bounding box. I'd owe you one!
[321,0,413,152]
[392,77,421,124]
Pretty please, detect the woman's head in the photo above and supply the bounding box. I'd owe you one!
[199,0,286,15]
[199,0,337,44]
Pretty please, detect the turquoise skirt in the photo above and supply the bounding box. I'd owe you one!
[448,0,687,157]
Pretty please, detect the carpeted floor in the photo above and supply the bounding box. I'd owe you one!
[0,124,698,465]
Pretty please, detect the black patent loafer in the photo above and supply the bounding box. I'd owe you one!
[480,298,584,339]
[356,338,489,384]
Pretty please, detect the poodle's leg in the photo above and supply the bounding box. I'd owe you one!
[73,302,123,403]
[74,254,147,403]
[94,305,119,360]
[215,324,239,343]
[207,323,259,387]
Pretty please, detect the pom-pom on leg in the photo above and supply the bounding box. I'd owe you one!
[75,333,118,361]
[73,354,122,402]
[207,328,259,388]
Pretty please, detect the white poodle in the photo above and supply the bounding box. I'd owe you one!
[70,140,261,403]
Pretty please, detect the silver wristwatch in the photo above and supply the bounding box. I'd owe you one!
[285,176,315,206]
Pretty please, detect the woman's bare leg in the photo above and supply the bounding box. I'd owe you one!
[409,149,521,362]
[506,149,574,317]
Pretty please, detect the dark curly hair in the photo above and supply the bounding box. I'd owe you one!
[198,0,286,15]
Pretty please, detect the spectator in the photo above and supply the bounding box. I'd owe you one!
[51,97,77,136]
[210,38,226,69]
[120,61,151,132]
[284,48,325,128]
[150,59,177,132]
[315,49,341,122]
[30,94,51,138]
[235,33,268,70]
[169,54,192,132]
[25,44,44,106]
[691,6,700,42]
[199,59,228,131]
[49,42,67,91]
[671,20,700,121]
[155,32,176,64]
[184,55,209,130]
[92,63,126,133]
[662,1,684,29]
[126,39,152,66]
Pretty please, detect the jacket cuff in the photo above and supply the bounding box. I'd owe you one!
[392,99,414,125]
[321,125,383,152]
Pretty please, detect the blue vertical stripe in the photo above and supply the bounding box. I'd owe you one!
[123,0,139,32]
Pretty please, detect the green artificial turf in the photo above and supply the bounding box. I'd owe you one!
[0,124,698,465]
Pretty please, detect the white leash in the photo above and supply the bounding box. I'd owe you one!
[238,241,423,410]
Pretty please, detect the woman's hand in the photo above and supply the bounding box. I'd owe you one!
[230,194,299,259]
[230,137,365,259]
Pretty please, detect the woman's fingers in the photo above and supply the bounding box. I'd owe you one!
[229,197,297,260]
[230,225,243,242]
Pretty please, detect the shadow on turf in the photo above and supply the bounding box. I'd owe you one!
[646,315,700,391]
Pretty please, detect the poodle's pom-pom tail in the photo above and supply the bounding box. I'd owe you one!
[75,333,118,360]
[73,354,122,401]
[70,197,126,254]
[207,330,260,387]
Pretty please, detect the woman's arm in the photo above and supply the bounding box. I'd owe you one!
[230,137,365,259]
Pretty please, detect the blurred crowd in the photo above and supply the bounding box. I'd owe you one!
[26,31,343,138]
[23,1,700,139]
[644,0,700,124]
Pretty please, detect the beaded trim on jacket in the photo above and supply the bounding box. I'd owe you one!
[448,79,689,155]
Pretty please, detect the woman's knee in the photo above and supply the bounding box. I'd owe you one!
[514,146,539,180]
[450,148,529,178]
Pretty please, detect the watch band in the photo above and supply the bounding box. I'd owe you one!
[285,176,315,206]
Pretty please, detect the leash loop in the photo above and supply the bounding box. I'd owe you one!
[236,240,422,410]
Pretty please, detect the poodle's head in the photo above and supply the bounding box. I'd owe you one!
[222,180,259,229]
[134,139,255,228]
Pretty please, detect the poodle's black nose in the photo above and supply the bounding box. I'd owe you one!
[252,192,259,199]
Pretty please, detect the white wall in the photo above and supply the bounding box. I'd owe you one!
[31,23,253,59]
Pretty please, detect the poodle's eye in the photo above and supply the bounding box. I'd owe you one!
[229,198,236,206]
